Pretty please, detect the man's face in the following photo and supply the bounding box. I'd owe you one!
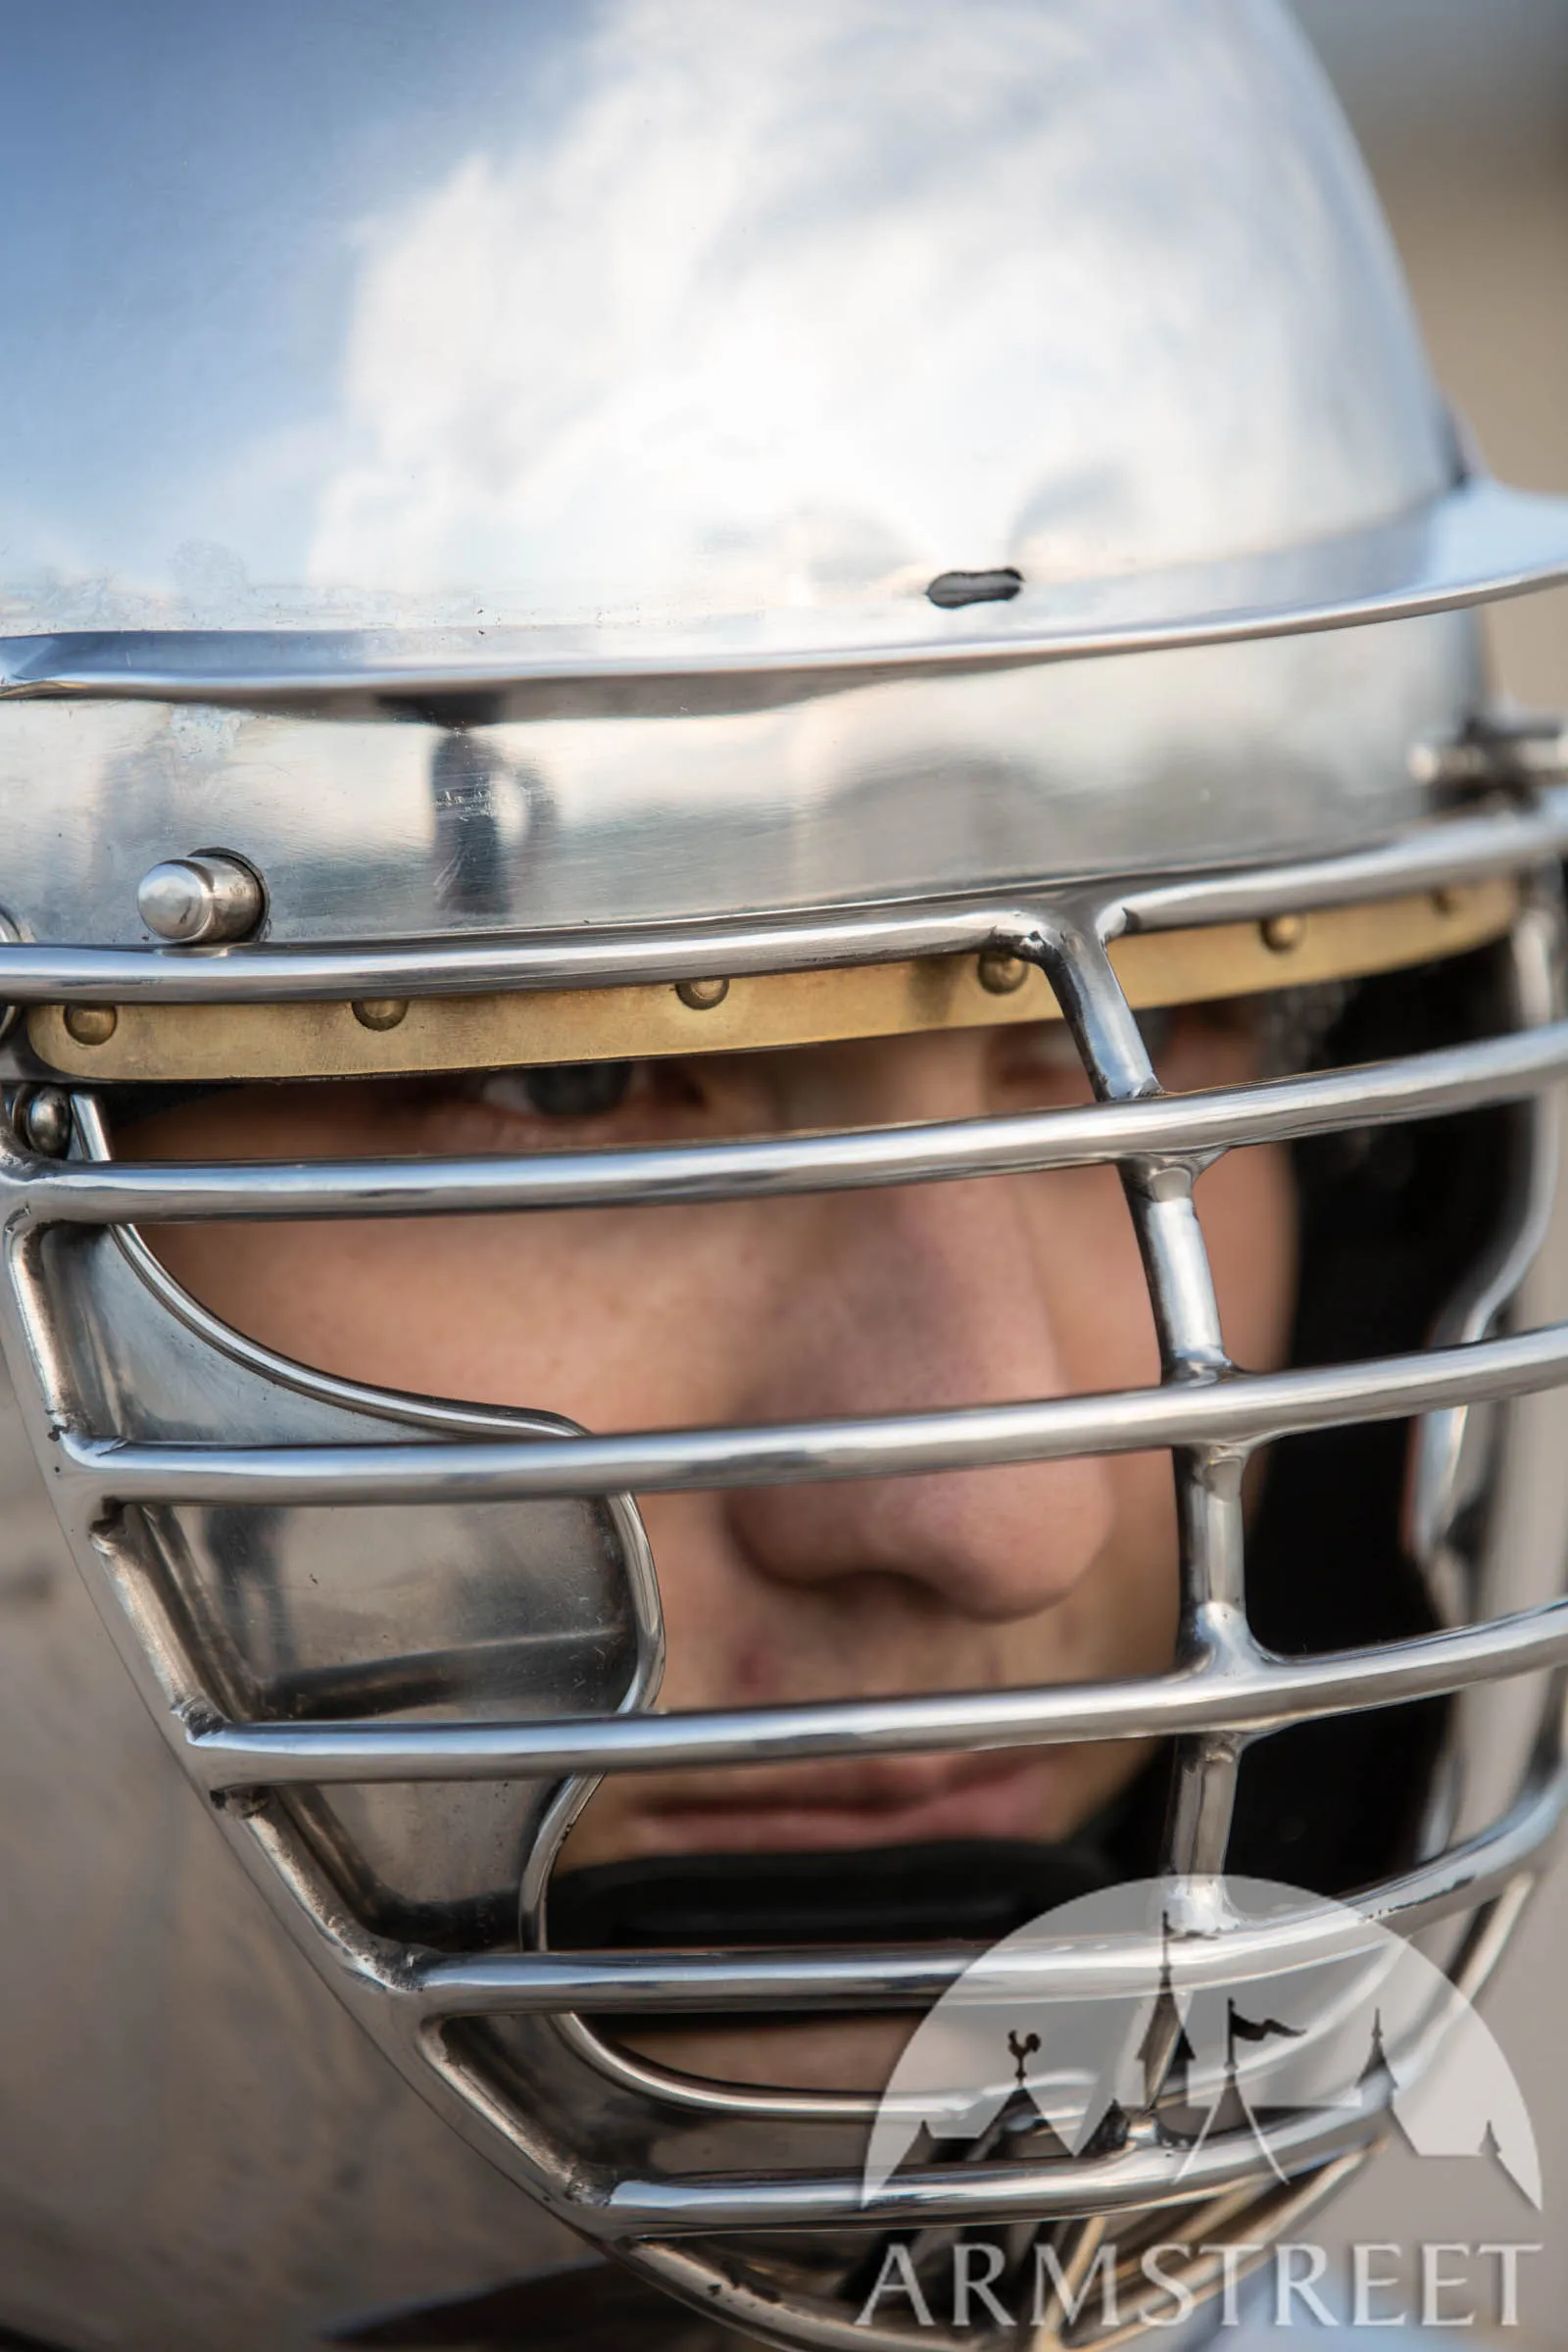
[128,996,1295,2081]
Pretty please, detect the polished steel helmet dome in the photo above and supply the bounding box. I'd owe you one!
[3,0,1566,949]
[4,2,1568,2346]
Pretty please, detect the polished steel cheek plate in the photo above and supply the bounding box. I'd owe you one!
[0,1200,695,2229]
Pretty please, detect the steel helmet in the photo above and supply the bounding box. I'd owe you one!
[4,1,1568,2345]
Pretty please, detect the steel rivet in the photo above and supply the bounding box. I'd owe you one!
[352,999,411,1032]
[63,1004,118,1046]
[137,852,265,946]
[977,951,1030,995]
[21,1089,72,1156]
[676,977,730,1010]
[1260,913,1306,955]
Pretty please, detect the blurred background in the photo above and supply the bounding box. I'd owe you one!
[1286,6,1568,2335]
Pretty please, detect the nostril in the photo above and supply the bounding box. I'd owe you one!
[926,566,1024,610]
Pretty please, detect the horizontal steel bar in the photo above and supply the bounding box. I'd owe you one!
[591,2101,1376,2232]
[1116,788,1568,930]
[410,1771,1561,2015]
[64,1321,1568,1520]
[16,1015,1568,1226]
[0,904,1019,1004]
[185,1589,1568,1788]
[418,1944,973,2020]
[0,789,1560,1004]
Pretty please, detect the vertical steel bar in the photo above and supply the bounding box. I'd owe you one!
[1034,915,1256,1914]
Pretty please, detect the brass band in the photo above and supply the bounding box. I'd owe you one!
[27,879,1517,1085]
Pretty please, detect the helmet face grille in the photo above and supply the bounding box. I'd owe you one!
[1,796,1565,2346]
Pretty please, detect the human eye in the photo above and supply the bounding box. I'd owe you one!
[438,1055,737,1151]
[473,1061,635,1121]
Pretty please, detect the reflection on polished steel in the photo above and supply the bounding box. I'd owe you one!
[0,0,1480,640]
[0,785,1558,1016]
[4,1,1568,2342]
[5,477,1568,710]
[0,0,1548,957]
[135,852,267,946]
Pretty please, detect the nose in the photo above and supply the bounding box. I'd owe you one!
[723,1169,1121,1624]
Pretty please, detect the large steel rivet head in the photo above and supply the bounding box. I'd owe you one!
[352,998,410,1032]
[21,1089,72,1156]
[137,852,265,945]
[1260,912,1306,955]
[977,951,1030,995]
[676,977,730,1010]
[63,1004,118,1046]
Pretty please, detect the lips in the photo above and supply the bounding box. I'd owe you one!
[612,1751,1073,1855]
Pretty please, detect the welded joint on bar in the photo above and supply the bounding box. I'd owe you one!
[1184,1596,1263,1678]
[1025,912,1166,1109]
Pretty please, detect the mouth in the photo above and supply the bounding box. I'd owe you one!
[586,1751,1077,1858]
[547,1753,1169,1950]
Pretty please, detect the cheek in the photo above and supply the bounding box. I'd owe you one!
[147,1202,773,1426]
[1018,1168,1163,1392]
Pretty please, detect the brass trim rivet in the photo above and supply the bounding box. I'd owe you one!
[63,1004,118,1046]
[1432,886,1461,917]
[676,977,730,1010]
[977,951,1030,995]
[1260,913,1306,955]
[352,999,410,1032]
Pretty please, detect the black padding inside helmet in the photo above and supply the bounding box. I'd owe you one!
[1228,938,1521,1895]
[546,1833,1132,1952]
